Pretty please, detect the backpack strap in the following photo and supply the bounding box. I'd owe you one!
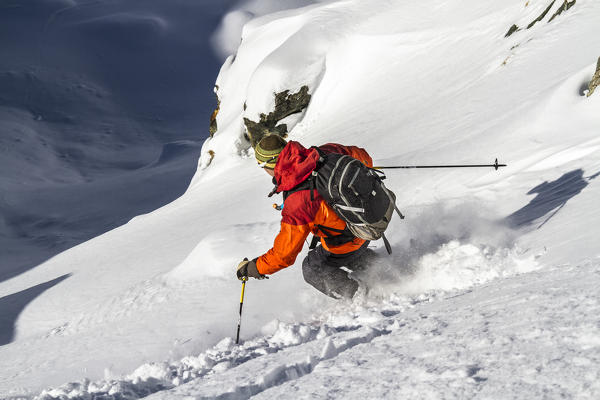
[309,146,327,161]
[309,235,320,249]
[381,232,392,255]
[282,179,313,201]
[315,224,356,247]
[370,168,387,179]
[267,177,278,197]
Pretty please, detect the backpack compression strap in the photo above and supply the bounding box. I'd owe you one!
[315,224,356,247]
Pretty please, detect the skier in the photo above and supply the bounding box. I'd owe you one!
[236,134,375,299]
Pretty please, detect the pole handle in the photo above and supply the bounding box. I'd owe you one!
[239,277,247,302]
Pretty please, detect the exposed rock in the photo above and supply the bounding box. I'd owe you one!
[243,118,288,146]
[505,24,520,38]
[587,57,600,97]
[527,0,555,29]
[548,0,576,23]
[506,0,563,39]
[243,85,311,147]
[209,85,220,137]
[209,108,219,137]
[508,0,576,34]
[207,150,215,166]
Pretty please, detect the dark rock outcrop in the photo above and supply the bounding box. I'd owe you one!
[505,0,576,39]
[243,85,311,147]
[206,150,215,166]
[587,57,600,97]
[548,0,576,23]
[209,85,220,137]
[505,24,520,38]
[527,0,555,29]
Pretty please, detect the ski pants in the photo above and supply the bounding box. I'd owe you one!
[301,241,371,299]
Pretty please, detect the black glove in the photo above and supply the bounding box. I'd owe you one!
[236,258,268,280]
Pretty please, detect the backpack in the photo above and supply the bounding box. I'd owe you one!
[314,149,402,232]
[284,149,403,253]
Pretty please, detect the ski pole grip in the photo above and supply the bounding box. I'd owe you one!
[240,277,247,303]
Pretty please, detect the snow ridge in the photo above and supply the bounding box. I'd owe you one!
[34,317,386,399]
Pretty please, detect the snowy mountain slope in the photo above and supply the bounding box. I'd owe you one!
[0,0,230,280]
[32,255,600,399]
[2,0,600,397]
[148,260,600,400]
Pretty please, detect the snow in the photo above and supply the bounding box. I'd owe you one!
[2,0,600,398]
[210,0,327,61]
[152,261,600,400]
[0,0,228,282]
[34,258,598,399]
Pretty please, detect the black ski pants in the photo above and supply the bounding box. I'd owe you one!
[301,241,371,299]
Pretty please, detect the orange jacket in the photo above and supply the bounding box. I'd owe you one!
[256,142,373,275]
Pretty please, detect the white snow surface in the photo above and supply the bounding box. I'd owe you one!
[2,0,600,398]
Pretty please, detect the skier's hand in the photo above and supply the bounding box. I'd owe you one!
[236,258,268,280]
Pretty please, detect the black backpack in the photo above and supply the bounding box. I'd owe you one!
[280,149,404,253]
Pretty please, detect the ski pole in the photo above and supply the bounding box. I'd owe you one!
[374,158,507,170]
[235,276,247,345]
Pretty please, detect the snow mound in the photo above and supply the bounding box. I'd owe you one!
[166,222,278,282]
[210,0,326,60]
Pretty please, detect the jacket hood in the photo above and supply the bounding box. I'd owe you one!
[274,141,320,192]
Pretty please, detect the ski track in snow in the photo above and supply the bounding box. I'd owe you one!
[32,257,600,400]
[33,241,546,399]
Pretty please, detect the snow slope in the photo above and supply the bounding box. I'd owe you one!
[0,0,230,280]
[2,0,600,398]
[147,260,600,400]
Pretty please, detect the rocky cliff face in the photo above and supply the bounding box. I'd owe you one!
[243,86,311,147]
[505,0,576,37]
[548,0,576,23]
[587,57,600,97]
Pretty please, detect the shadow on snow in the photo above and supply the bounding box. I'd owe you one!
[0,274,71,346]
[0,0,230,283]
[505,169,595,230]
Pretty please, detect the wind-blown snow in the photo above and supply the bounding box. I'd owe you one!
[1,0,600,398]
[210,0,328,60]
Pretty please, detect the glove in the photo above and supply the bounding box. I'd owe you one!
[236,258,268,280]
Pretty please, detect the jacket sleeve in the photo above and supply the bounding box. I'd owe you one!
[255,222,311,275]
[255,191,320,275]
